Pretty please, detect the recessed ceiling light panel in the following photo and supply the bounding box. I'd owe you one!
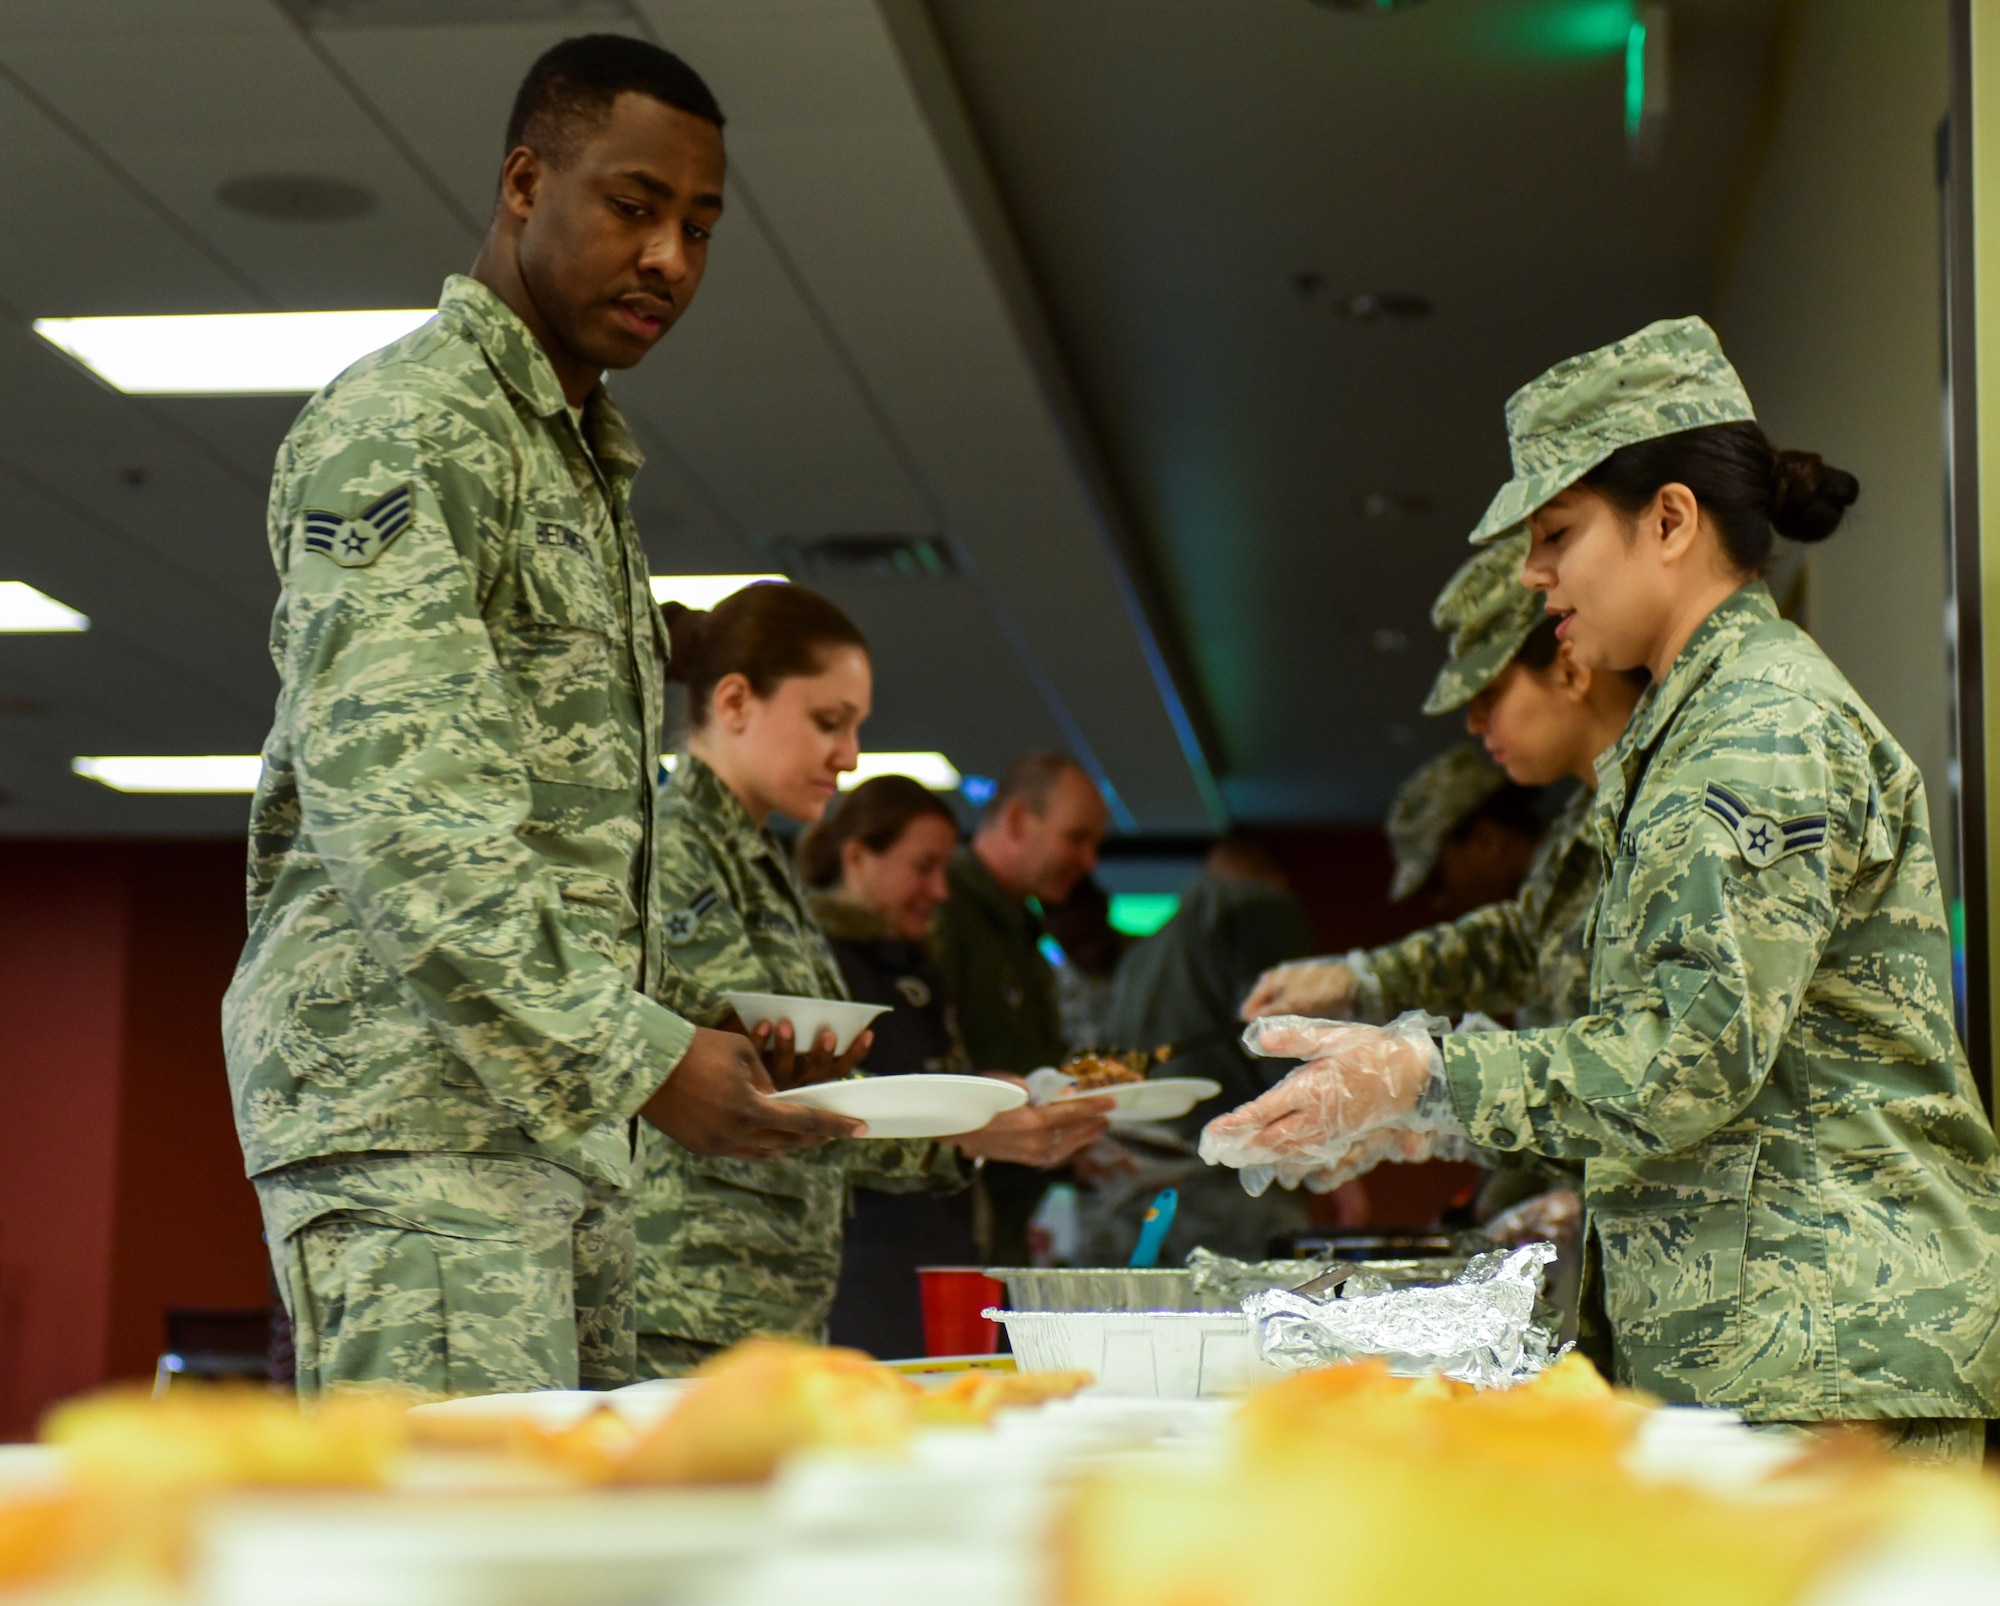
[840,753,963,792]
[0,582,88,632]
[34,309,434,395]
[74,755,264,793]
[649,574,786,610]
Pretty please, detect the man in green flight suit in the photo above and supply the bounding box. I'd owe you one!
[936,752,1110,1261]
[223,35,852,1399]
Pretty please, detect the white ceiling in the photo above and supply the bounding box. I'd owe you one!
[0,0,1221,836]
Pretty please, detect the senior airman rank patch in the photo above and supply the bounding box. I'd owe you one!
[301,484,414,568]
[664,887,718,946]
[1702,782,1827,870]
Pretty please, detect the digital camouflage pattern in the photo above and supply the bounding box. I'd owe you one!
[1422,531,1545,715]
[635,756,959,1367]
[1359,785,1596,1030]
[1468,316,1757,546]
[1443,584,2000,1419]
[1385,744,1510,902]
[258,1152,635,1397]
[223,275,696,1191]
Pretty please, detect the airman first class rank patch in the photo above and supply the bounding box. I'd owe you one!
[1702,781,1827,870]
[301,484,414,568]
[664,887,719,946]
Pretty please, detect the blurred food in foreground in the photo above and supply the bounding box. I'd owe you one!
[1058,1355,2000,1606]
[0,1341,1090,1593]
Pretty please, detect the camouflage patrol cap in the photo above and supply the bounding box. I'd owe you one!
[1385,743,1508,902]
[1422,530,1544,715]
[1469,316,1756,545]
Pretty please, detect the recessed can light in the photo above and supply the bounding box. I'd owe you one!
[1334,291,1433,322]
[1358,491,1434,520]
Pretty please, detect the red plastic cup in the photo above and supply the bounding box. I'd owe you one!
[916,1266,1006,1357]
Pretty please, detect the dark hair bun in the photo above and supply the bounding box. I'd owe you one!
[1769,449,1859,545]
[659,601,708,685]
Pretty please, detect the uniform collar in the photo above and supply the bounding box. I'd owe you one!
[436,274,644,489]
[951,846,1041,937]
[668,752,784,868]
[808,892,897,944]
[1592,581,1778,828]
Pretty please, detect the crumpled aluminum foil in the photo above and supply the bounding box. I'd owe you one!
[1245,1242,1561,1389]
[1184,1247,1338,1306]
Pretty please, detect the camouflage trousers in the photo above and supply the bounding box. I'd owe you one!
[1749,1418,1987,1469]
[635,1333,725,1380]
[256,1152,636,1399]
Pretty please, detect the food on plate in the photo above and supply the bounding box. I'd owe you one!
[1058,1356,1995,1606]
[45,1385,407,1491]
[0,1340,1097,1592]
[0,1493,79,1588]
[1061,1051,1150,1091]
[615,1340,925,1484]
[915,1368,1094,1428]
[4,1386,408,1589]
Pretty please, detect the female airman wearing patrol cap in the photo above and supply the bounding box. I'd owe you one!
[1205,317,2000,1460]
[1242,531,1644,1033]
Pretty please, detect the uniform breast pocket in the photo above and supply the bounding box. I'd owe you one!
[1591,1130,1760,1370]
[500,539,635,792]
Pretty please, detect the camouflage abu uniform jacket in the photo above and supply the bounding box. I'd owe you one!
[1444,585,2000,1419]
[223,275,694,1189]
[636,756,960,1345]
[1361,786,1597,1029]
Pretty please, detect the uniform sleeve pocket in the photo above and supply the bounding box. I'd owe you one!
[501,546,634,791]
[1592,1130,1759,1365]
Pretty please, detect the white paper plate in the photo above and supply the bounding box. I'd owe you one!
[721,991,891,1055]
[770,1073,1026,1139]
[1052,1076,1224,1125]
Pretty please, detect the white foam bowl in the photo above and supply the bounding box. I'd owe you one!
[720,991,891,1055]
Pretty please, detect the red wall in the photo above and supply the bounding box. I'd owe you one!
[0,841,267,1439]
[1247,825,1485,1230]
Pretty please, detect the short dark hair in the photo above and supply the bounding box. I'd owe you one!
[1580,421,1858,573]
[978,752,1090,830]
[661,582,867,730]
[506,34,724,168]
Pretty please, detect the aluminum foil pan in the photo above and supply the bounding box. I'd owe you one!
[984,1308,1269,1397]
[983,1267,1218,1312]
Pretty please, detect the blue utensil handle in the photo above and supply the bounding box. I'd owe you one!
[1128,1187,1179,1268]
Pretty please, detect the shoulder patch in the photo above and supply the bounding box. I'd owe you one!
[664,886,719,947]
[1702,782,1827,870]
[301,484,414,568]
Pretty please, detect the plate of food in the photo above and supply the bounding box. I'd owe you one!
[769,1073,1027,1139]
[720,991,890,1055]
[1047,1052,1224,1126]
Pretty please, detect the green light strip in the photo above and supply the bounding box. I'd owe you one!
[1624,16,1648,139]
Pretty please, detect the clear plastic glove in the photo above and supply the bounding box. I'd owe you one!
[1198,1011,1463,1192]
[1238,955,1360,1021]
[1482,1188,1582,1247]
